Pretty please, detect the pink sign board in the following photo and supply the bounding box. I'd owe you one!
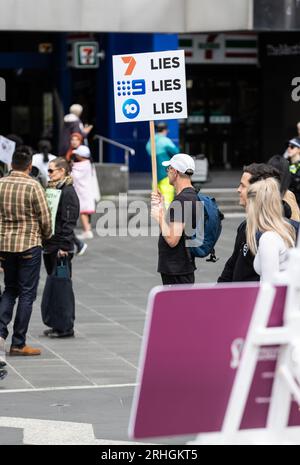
[130,283,300,439]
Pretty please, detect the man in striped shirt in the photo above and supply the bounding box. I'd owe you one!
[0,150,52,356]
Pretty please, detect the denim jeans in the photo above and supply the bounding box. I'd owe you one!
[0,246,42,348]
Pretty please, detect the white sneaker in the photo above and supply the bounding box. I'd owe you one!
[76,231,94,240]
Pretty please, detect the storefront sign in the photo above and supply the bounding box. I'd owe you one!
[113,50,187,123]
[267,43,300,56]
[73,41,99,68]
[179,33,258,65]
[209,115,231,124]
[260,33,300,63]
[188,115,205,124]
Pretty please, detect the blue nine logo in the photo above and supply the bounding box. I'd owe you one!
[122,98,140,119]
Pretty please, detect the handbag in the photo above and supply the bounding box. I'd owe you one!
[91,163,101,203]
[41,257,75,332]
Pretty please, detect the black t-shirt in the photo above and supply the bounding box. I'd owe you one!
[158,187,198,275]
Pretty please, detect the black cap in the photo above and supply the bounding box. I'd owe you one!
[288,137,300,148]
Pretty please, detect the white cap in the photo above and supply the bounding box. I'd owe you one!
[162,153,195,174]
[69,104,83,116]
[73,145,91,158]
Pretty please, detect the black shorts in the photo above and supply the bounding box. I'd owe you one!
[160,273,195,285]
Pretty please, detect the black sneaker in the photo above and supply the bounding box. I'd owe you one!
[0,361,6,368]
[48,329,74,339]
[43,328,54,336]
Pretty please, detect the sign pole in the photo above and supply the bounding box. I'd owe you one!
[149,120,158,193]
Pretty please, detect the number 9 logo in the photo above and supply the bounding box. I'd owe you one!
[122,98,140,119]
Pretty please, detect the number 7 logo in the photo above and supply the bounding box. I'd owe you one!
[121,56,136,75]
[83,47,93,64]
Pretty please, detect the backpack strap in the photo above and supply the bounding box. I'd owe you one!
[184,232,195,264]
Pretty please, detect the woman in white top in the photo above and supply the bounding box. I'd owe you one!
[32,140,56,187]
[246,178,296,282]
[71,145,95,239]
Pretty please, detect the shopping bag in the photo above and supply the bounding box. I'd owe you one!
[41,258,75,332]
[91,164,101,203]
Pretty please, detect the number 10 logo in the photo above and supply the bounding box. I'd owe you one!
[122,99,140,119]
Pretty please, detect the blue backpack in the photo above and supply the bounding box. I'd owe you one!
[188,193,224,262]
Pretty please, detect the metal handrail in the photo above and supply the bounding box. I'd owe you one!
[94,134,135,167]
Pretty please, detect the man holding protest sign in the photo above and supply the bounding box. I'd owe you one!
[151,153,198,285]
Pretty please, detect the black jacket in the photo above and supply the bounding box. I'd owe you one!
[289,162,300,207]
[217,220,260,283]
[43,183,80,254]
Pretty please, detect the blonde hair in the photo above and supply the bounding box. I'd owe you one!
[246,177,295,255]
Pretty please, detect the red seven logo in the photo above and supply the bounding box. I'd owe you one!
[121,56,137,75]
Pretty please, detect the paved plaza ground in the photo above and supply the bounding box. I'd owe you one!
[0,215,243,445]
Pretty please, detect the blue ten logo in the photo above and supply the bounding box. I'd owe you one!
[122,99,140,119]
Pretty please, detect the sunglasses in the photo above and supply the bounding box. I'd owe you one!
[288,144,298,149]
[48,168,60,174]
